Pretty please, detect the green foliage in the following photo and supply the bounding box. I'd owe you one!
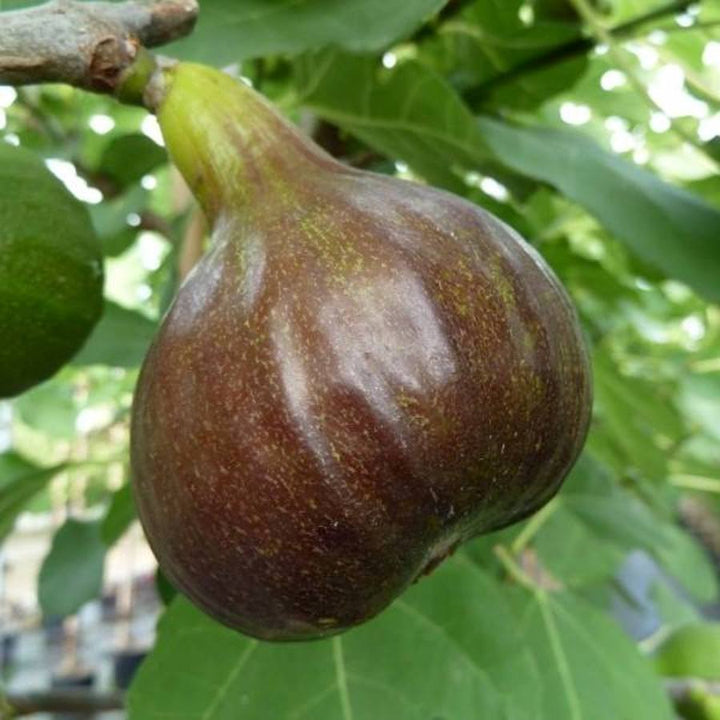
[476,118,720,302]
[38,518,106,617]
[1,0,720,717]
[72,301,158,368]
[0,452,65,540]
[129,556,673,719]
[420,0,586,108]
[97,133,167,189]
[506,588,673,720]
[14,379,79,439]
[101,482,136,546]
[169,0,446,64]
[295,52,494,191]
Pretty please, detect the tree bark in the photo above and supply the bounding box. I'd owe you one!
[0,0,197,93]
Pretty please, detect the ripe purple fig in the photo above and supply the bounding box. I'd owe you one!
[130,63,591,641]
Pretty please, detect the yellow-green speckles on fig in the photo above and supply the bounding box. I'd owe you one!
[130,62,592,642]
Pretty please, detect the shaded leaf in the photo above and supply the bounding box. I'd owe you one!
[420,0,586,108]
[590,350,682,480]
[0,452,64,540]
[296,52,489,188]
[101,482,136,547]
[477,118,720,302]
[654,525,719,605]
[687,176,720,210]
[171,0,446,65]
[71,301,157,368]
[509,587,674,720]
[525,453,718,604]
[295,52,492,191]
[89,186,147,258]
[98,134,166,188]
[296,51,541,197]
[38,518,106,617]
[534,503,628,587]
[155,568,178,607]
[560,455,668,549]
[534,454,666,586]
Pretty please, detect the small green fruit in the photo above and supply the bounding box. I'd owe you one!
[656,623,720,680]
[0,144,103,398]
[131,63,592,641]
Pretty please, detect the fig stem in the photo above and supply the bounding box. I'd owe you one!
[493,544,537,591]
[0,0,197,97]
[510,496,560,555]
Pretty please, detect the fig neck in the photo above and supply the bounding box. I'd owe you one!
[157,63,342,225]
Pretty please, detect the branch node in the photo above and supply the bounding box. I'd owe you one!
[0,0,199,104]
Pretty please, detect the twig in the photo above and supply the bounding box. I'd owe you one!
[568,0,719,171]
[412,0,478,44]
[465,0,694,105]
[0,0,197,93]
[2,689,124,718]
[511,496,560,555]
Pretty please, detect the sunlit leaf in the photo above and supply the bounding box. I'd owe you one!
[130,553,671,720]
[129,557,525,719]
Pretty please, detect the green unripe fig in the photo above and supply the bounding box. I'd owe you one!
[0,144,103,398]
[655,623,720,680]
[675,687,720,720]
[131,63,592,641]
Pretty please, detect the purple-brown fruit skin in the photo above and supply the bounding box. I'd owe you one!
[131,64,592,641]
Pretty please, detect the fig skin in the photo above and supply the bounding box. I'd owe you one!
[131,64,592,641]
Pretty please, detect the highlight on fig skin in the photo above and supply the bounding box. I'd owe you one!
[130,63,592,642]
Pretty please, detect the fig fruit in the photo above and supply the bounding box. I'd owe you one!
[0,144,103,398]
[131,63,591,641]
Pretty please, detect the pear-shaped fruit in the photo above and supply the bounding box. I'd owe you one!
[131,63,592,641]
[0,144,103,398]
